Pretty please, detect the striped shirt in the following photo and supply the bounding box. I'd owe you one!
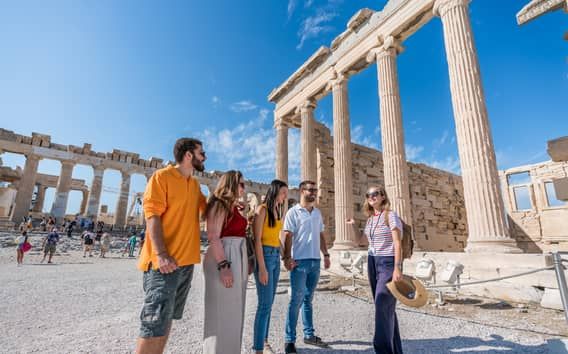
[364,210,403,256]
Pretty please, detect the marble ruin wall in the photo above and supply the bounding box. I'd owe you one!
[501,160,568,252]
[314,123,469,251]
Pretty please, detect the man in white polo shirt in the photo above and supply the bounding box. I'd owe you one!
[282,180,331,354]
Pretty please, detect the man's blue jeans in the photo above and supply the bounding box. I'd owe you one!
[253,246,281,351]
[285,258,320,343]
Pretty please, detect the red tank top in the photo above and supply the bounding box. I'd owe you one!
[220,206,247,237]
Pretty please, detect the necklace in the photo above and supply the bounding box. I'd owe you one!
[368,211,383,241]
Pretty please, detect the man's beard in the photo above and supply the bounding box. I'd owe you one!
[192,157,205,172]
[305,195,316,203]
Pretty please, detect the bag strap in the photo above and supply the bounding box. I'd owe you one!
[383,209,390,229]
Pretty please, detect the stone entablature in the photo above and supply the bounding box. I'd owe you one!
[516,0,567,25]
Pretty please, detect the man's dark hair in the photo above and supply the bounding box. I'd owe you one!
[299,180,316,190]
[173,137,203,163]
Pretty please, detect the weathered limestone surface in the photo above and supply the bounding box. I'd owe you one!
[86,166,105,219]
[501,161,568,253]
[275,122,288,183]
[11,154,40,222]
[372,36,412,225]
[435,0,518,253]
[32,186,47,213]
[114,172,131,227]
[330,75,355,248]
[50,160,75,220]
[300,101,317,182]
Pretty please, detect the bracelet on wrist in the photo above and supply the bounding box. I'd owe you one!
[323,254,330,258]
[217,260,231,271]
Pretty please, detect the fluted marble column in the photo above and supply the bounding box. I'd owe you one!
[32,185,48,212]
[371,36,412,226]
[435,0,519,253]
[50,160,75,221]
[275,119,289,183]
[300,100,317,182]
[12,154,40,221]
[114,171,131,227]
[330,74,355,248]
[86,165,104,219]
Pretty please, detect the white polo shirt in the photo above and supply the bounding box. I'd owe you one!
[283,204,324,260]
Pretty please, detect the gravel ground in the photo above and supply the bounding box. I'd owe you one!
[0,235,561,353]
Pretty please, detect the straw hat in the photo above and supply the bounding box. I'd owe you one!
[386,275,428,308]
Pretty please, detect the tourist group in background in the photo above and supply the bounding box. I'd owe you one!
[134,137,406,354]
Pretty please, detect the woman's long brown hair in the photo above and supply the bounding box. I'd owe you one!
[204,170,243,220]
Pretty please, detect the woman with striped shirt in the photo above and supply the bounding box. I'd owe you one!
[348,185,403,354]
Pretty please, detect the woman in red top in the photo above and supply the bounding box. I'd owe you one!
[203,170,248,354]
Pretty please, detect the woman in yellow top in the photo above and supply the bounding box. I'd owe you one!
[252,179,288,354]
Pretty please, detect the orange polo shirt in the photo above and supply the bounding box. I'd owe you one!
[138,165,206,271]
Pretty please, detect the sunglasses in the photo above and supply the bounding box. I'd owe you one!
[365,190,385,199]
[239,182,245,189]
[303,188,318,193]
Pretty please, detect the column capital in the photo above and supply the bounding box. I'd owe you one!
[433,0,469,17]
[366,35,404,62]
[326,71,348,91]
[91,164,105,172]
[296,99,317,114]
[25,154,41,162]
[274,117,290,129]
[59,159,76,168]
[120,170,131,179]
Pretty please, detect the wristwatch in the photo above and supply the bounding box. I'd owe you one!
[323,254,330,258]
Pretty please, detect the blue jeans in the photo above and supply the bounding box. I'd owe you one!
[285,258,320,343]
[253,246,281,351]
[368,255,403,354]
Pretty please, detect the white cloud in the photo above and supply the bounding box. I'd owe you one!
[230,100,258,113]
[405,144,424,161]
[352,124,379,150]
[433,129,449,148]
[212,96,219,104]
[427,156,461,174]
[287,0,297,19]
[198,111,301,184]
[296,9,337,49]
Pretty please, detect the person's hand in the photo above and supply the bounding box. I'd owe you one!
[157,253,178,274]
[220,267,233,288]
[324,256,331,270]
[346,218,355,224]
[392,267,403,282]
[283,258,296,271]
[258,267,269,285]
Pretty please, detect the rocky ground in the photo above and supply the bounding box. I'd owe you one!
[0,231,566,353]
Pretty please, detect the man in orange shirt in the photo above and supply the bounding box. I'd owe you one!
[136,137,207,354]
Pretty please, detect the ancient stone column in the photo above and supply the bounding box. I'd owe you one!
[32,185,48,212]
[275,119,289,183]
[434,0,519,253]
[330,74,355,248]
[114,171,131,228]
[50,160,75,221]
[12,154,40,221]
[370,36,412,226]
[300,100,318,182]
[79,189,89,215]
[86,165,104,219]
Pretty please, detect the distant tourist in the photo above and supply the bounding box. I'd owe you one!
[40,217,47,232]
[203,170,249,354]
[127,232,137,257]
[135,137,206,354]
[252,179,288,354]
[347,185,404,354]
[41,227,60,264]
[100,232,111,258]
[81,230,95,257]
[15,230,32,265]
[282,180,331,354]
[47,216,55,230]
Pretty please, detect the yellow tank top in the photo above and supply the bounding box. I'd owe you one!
[260,204,283,247]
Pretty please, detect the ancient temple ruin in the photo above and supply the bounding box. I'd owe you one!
[268,0,568,253]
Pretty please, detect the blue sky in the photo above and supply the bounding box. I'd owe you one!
[0,0,566,215]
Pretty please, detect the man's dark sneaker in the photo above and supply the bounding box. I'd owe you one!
[285,342,298,354]
[304,336,330,348]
